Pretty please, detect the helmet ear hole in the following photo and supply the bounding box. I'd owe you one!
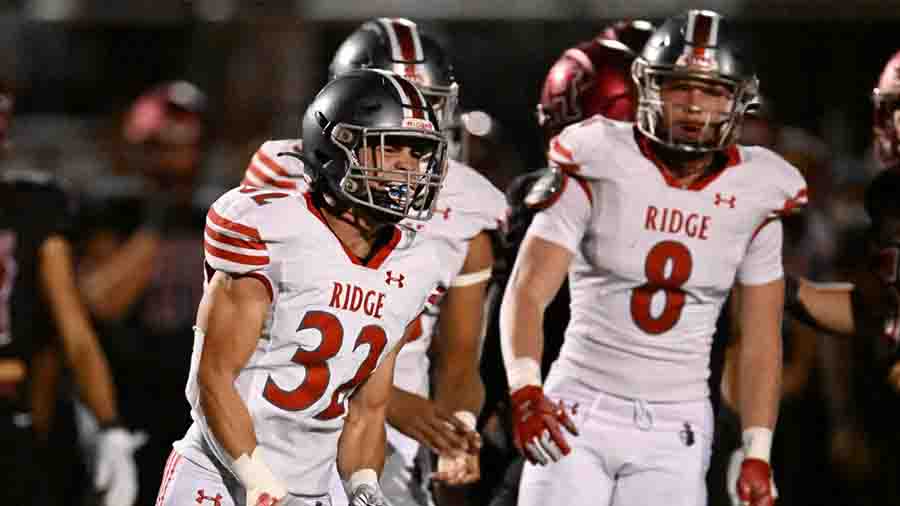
[315,111,330,129]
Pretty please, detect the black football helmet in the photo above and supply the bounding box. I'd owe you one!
[632,10,759,152]
[329,18,458,130]
[301,69,447,222]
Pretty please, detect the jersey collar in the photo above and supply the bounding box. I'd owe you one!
[633,127,741,191]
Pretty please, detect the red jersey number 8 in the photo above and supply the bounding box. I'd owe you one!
[630,240,693,335]
[263,310,387,420]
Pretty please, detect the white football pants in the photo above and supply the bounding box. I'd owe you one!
[518,375,713,506]
[155,450,331,506]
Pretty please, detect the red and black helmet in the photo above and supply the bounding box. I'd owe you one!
[329,18,458,131]
[536,20,654,142]
[632,10,759,152]
[873,49,900,169]
[600,19,655,55]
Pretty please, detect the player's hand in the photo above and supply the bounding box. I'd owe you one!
[726,449,778,506]
[510,385,578,465]
[349,484,387,506]
[387,389,480,454]
[433,450,480,485]
[234,449,289,506]
[94,427,147,506]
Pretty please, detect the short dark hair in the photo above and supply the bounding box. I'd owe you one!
[864,169,900,233]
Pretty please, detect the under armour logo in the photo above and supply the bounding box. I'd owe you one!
[714,193,736,208]
[196,489,223,506]
[436,207,452,220]
[385,271,405,288]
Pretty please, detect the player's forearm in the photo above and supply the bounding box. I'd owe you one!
[737,331,782,430]
[338,403,387,479]
[433,362,485,415]
[499,288,546,387]
[79,231,161,321]
[198,369,257,461]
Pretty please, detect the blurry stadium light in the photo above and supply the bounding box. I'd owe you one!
[191,0,236,21]
[462,111,493,137]
[26,0,81,21]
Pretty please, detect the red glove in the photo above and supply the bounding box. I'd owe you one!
[510,385,579,465]
[737,458,775,506]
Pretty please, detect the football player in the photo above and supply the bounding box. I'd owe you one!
[0,79,142,506]
[243,18,508,506]
[501,10,802,506]
[471,20,654,506]
[156,69,450,506]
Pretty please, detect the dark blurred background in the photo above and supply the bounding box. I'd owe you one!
[4,1,900,506]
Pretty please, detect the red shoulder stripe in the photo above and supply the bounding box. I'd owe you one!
[207,207,262,241]
[549,136,574,162]
[204,240,269,266]
[775,188,809,216]
[205,224,266,251]
[246,163,298,190]
[258,150,292,178]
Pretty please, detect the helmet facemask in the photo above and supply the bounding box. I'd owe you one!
[633,58,758,153]
[330,123,447,221]
[418,81,459,131]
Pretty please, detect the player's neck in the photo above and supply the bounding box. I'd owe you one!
[653,145,717,186]
[318,204,386,259]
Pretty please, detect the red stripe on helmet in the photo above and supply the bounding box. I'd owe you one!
[690,11,715,59]
[396,76,427,119]
[389,19,422,80]
[390,20,418,62]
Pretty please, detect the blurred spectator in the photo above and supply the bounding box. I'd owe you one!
[0,77,143,506]
[815,51,900,505]
[77,81,209,506]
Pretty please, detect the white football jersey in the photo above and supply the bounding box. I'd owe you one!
[528,116,807,402]
[242,139,508,398]
[174,186,445,495]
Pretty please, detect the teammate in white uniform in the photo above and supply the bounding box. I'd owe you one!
[155,69,450,506]
[500,11,805,506]
[243,18,508,506]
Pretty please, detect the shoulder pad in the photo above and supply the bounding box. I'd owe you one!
[523,168,566,210]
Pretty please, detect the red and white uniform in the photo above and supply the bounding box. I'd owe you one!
[168,186,445,501]
[241,139,507,506]
[518,116,805,506]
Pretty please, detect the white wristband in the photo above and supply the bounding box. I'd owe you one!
[345,468,379,496]
[506,357,542,391]
[233,447,288,499]
[742,427,773,463]
[450,267,493,287]
[454,410,478,431]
